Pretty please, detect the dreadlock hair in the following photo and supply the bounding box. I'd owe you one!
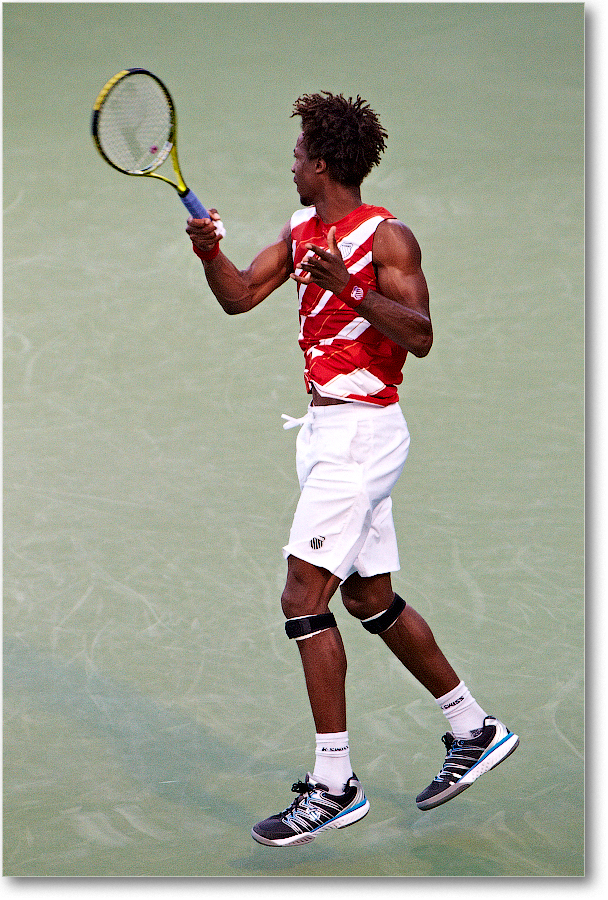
[292,92,388,188]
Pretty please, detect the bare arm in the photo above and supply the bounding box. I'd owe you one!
[186,214,293,315]
[292,219,432,357]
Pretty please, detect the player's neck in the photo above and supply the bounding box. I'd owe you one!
[314,184,363,225]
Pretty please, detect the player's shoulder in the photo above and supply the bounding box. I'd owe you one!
[373,217,422,266]
[290,206,317,232]
[279,208,316,249]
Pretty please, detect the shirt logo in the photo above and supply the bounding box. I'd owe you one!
[338,241,354,259]
[310,536,325,550]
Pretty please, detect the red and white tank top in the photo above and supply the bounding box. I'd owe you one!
[290,204,407,406]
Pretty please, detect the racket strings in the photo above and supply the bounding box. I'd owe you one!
[97,74,172,174]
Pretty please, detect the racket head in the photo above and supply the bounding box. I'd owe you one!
[91,68,177,178]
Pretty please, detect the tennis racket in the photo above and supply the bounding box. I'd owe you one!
[91,68,223,230]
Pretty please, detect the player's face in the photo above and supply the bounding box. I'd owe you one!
[292,134,320,207]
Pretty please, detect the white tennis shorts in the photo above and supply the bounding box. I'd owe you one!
[282,401,410,581]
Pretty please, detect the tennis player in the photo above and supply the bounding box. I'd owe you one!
[186,92,519,847]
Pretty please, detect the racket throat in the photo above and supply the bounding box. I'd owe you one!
[170,146,187,194]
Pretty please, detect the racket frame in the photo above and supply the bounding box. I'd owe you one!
[92,67,189,196]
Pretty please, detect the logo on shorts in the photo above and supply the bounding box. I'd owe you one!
[310,536,325,550]
[351,286,365,302]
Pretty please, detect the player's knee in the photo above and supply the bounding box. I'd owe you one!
[341,582,390,620]
[281,584,304,620]
[280,577,324,620]
[281,578,337,642]
[341,591,369,620]
[281,556,336,619]
[342,590,406,634]
[340,572,394,620]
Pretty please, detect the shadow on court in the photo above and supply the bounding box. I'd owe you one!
[4,639,255,821]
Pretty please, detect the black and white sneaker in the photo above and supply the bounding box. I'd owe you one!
[416,716,519,810]
[251,773,370,847]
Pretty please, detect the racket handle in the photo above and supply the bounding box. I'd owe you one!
[179,189,210,219]
[180,188,227,239]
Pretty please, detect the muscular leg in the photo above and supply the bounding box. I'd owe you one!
[281,554,346,733]
[340,572,460,699]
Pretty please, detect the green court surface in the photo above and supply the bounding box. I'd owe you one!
[4,2,584,880]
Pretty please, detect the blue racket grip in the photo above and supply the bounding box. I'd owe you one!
[180,189,210,219]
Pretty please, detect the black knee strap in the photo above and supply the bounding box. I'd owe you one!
[361,593,405,634]
[285,612,337,641]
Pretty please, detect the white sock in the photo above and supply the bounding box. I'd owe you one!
[436,681,487,738]
[312,731,353,794]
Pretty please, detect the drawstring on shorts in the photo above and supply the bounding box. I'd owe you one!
[281,411,313,430]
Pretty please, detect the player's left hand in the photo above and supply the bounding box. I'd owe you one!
[290,226,349,295]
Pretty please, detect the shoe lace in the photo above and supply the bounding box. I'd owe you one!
[280,781,328,819]
[435,733,484,783]
[280,780,313,816]
[291,780,310,796]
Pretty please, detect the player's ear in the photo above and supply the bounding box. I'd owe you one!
[315,158,327,175]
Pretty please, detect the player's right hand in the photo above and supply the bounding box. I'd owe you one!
[186,209,226,253]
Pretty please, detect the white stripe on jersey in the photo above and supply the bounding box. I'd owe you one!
[309,289,334,316]
[339,216,386,256]
[348,252,373,277]
[316,367,387,399]
[317,317,371,344]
